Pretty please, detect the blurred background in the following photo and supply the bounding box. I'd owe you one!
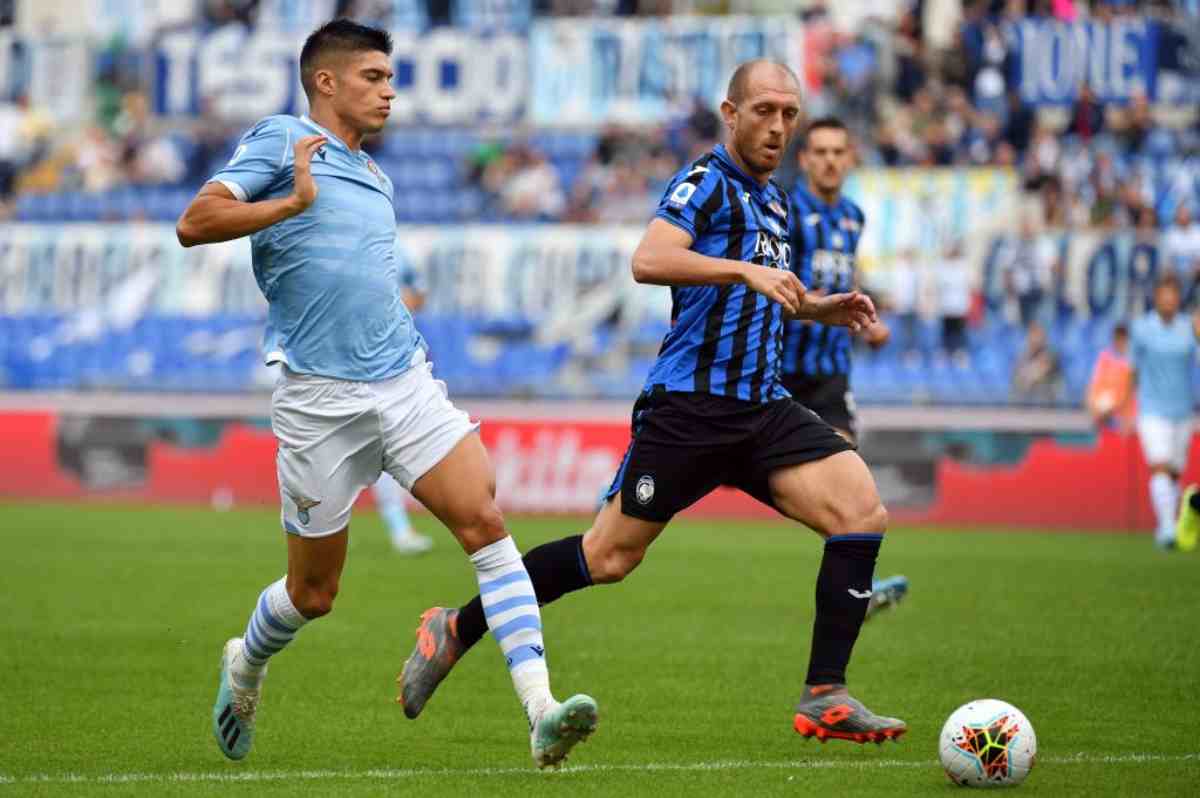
[0,0,1197,529]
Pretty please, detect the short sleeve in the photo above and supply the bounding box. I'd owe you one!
[210,118,290,202]
[654,167,725,241]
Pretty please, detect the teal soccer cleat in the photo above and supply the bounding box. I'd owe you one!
[530,694,599,768]
[865,575,909,621]
[212,638,262,761]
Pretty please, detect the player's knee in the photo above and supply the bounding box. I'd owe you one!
[588,544,644,583]
[819,496,888,538]
[455,501,507,550]
[289,581,339,620]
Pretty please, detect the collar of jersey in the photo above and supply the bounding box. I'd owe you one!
[299,115,361,157]
[793,181,839,213]
[712,144,774,197]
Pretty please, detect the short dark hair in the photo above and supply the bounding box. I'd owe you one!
[299,19,392,98]
[1155,272,1182,293]
[1113,322,1129,339]
[802,116,849,149]
[725,59,801,105]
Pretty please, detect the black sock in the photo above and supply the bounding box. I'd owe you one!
[457,534,593,649]
[805,533,882,686]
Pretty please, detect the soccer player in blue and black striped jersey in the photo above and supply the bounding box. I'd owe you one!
[782,117,890,443]
[400,61,907,746]
[784,118,907,622]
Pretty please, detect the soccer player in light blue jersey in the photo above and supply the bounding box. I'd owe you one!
[176,20,595,767]
[1130,274,1200,550]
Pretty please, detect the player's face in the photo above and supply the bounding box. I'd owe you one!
[330,50,395,135]
[801,127,852,196]
[721,71,801,178]
[1154,283,1181,317]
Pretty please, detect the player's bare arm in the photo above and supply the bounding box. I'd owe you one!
[175,135,326,247]
[632,218,805,316]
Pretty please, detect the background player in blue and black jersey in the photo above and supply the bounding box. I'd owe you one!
[783,117,890,443]
[783,117,908,622]
[401,60,907,746]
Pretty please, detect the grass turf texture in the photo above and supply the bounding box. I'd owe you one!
[2,503,1197,797]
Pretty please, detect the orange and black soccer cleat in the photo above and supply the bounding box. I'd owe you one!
[397,607,465,719]
[793,684,907,744]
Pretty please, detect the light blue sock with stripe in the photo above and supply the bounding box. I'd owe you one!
[472,536,553,722]
[232,576,307,688]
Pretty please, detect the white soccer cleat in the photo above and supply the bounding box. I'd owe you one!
[390,532,434,555]
[212,638,264,760]
[530,694,599,769]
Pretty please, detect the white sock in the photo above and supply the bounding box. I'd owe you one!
[1150,473,1179,544]
[470,536,553,723]
[233,576,308,688]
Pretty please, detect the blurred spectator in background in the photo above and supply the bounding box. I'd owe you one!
[1003,217,1054,327]
[888,248,922,358]
[1163,204,1200,279]
[1086,323,1135,431]
[935,239,972,361]
[0,95,51,202]
[1069,83,1105,142]
[483,144,565,221]
[1011,320,1063,404]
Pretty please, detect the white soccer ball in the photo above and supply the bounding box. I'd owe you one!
[939,699,1037,787]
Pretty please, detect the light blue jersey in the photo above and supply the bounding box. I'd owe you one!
[1131,311,1198,420]
[211,114,421,381]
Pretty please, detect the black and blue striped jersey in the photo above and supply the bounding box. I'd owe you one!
[642,144,793,404]
[781,183,865,378]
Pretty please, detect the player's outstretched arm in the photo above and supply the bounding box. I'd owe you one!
[176,135,325,247]
[792,291,878,333]
[632,219,805,315]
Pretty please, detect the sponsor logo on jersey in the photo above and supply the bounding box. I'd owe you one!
[668,181,697,208]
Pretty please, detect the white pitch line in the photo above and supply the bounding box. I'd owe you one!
[0,752,1195,787]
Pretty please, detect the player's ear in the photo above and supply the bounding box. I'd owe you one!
[719,98,737,131]
[313,67,336,98]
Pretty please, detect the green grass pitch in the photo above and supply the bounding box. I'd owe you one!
[2,502,1197,796]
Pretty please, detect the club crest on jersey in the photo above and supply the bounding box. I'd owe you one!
[805,213,822,227]
[839,217,861,232]
[291,494,321,525]
[365,159,387,187]
[767,200,786,218]
[635,475,655,505]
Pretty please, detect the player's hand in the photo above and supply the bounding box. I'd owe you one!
[861,319,891,349]
[290,135,326,212]
[802,291,878,332]
[743,267,805,316]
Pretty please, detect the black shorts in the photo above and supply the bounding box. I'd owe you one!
[780,373,857,436]
[604,390,854,523]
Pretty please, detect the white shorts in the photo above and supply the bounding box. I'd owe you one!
[1136,414,1193,473]
[271,351,478,537]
